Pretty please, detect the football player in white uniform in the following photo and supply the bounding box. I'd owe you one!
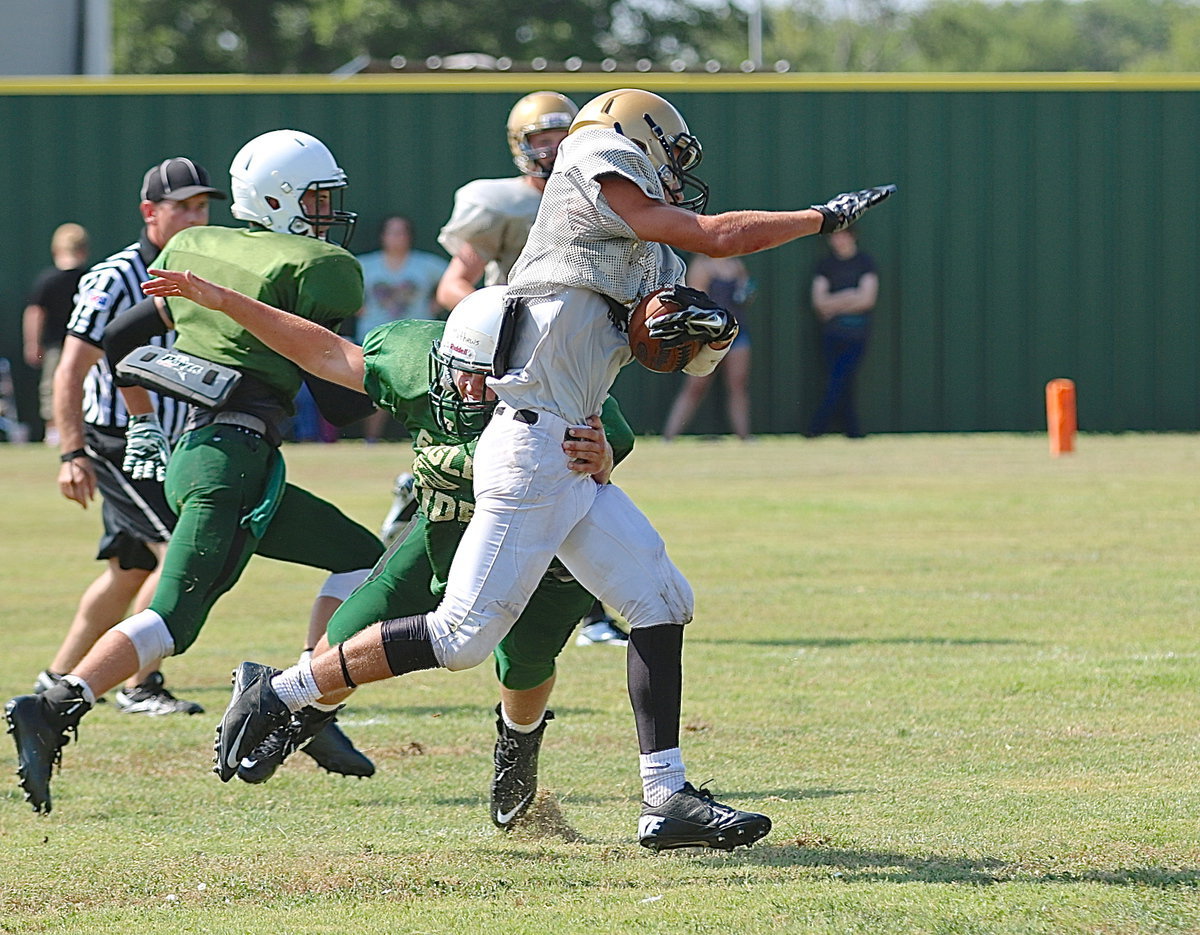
[218,88,895,851]
[381,92,581,548]
[388,91,629,645]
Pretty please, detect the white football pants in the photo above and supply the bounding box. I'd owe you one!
[423,404,694,670]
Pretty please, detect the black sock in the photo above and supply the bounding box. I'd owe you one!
[627,624,683,754]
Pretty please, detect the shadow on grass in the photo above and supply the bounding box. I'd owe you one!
[432,785,861,810]
[687,636,1034,649]
[343,703,603,721]
[745,843,1200,887]
[463,834,1200,889]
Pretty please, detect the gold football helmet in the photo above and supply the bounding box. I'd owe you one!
[570,88,709,213]
[506,91,578,178]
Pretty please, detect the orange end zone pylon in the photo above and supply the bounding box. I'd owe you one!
[1046,378,1076,456]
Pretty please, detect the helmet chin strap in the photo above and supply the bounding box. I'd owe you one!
[289,217,317,238]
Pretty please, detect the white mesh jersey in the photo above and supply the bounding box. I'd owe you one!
[507,127,685,306]
[437,177,542,286]
[497,128,687,423]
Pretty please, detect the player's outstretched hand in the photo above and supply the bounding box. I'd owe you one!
[143,268,231,313]
[123,413,171,482]
[812,184,897,234]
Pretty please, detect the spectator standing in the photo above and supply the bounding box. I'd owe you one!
[355,215,446,338]
[23,223,90,445]
[807,226,878,439]
[662,253,755,441]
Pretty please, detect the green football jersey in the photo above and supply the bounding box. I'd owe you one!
[363,318,475,524]
[160,226,363,404]
[362,318,635,526]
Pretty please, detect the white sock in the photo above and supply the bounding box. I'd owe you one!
[640,748,686,807]
[61,674,96,706]
[501,705,544,734]
[269,660,321,713]
[310,699,340,712]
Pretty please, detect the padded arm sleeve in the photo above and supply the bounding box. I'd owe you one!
[303,372,376,427]
[103,298,170,385]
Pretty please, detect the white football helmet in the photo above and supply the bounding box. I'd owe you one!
[229,129,357,247]
[570,89,708,213]
[428,285,508,437]
[506,91,578,179]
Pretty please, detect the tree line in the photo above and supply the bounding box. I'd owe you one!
[114,0,1200,73]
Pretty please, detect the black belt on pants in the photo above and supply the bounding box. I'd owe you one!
[496,404,577,442]
[497,404,539,425]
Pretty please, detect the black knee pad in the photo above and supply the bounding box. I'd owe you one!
[380,614,440,676]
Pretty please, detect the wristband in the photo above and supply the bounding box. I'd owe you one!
[59,448,88,463]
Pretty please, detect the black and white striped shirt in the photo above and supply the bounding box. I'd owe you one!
[65,234,188,441]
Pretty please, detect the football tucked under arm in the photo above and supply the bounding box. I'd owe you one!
[644,284,738,348]
[627,285,739,374]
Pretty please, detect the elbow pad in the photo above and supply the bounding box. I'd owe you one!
[303,373,375,427]
[103,297,169,380]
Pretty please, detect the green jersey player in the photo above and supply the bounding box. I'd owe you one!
[5,130,384,815]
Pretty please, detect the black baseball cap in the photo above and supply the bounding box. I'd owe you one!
[140,157,226,202]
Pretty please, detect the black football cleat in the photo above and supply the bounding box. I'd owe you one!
[490,704,554,829]
[238,707,374,784]
[213,662,290,782]
[114,671,204,716]
[5,682,91,815]
[638,782,771,851]
[301,716,375,778]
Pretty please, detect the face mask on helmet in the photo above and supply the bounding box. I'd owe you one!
[507,92,578,179]
[634,114,708,214]
[229,129,358,248]
[427,286,508,437]
[571,89,710,214]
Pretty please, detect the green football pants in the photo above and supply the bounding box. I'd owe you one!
[152,424,383,653]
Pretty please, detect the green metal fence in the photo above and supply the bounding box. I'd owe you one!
[2,73,1197,438]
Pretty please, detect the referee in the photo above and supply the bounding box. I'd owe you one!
[41,157,223,716]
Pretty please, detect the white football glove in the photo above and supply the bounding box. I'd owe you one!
[122,413,170,482]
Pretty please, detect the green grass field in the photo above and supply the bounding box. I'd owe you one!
[2,433,1199,934]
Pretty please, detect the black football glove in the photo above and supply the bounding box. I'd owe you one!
[647,285,739,348]
[812,184,897,234]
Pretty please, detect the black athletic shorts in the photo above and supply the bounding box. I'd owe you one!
[84,425,176,572]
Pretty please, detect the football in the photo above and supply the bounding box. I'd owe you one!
[627,288,703,373]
